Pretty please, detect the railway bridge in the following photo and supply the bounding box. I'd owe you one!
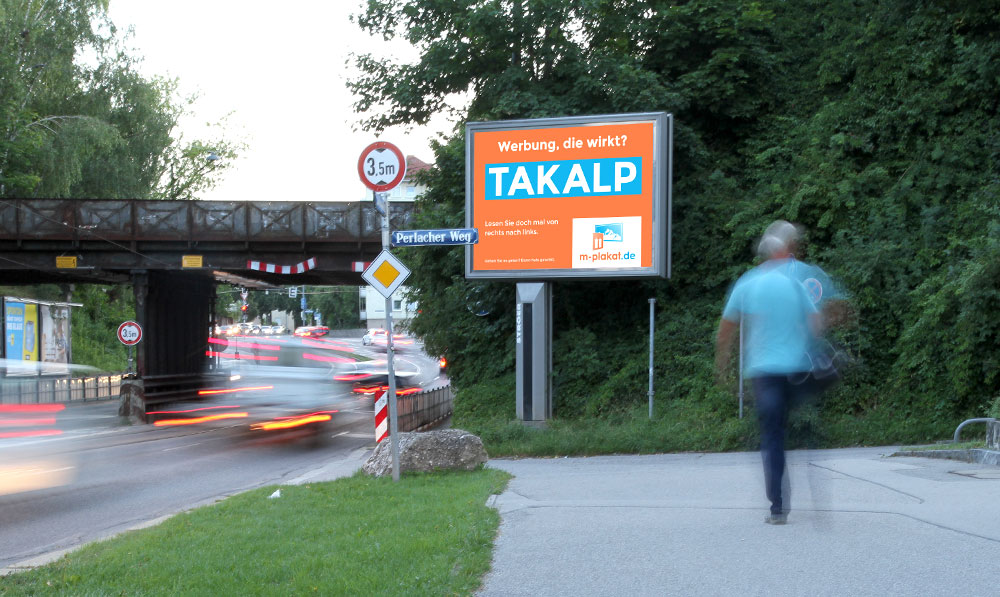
[0,198,414,417]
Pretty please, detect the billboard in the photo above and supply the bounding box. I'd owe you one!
[465,112,672,279]
[3,299,75,376]
[4,300,38,376]
[40,304,71,375]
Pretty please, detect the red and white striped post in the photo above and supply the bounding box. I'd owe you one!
[374,388,389,443]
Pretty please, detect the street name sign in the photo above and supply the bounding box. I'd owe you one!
[362,250,411,299]
[391,228,479,247]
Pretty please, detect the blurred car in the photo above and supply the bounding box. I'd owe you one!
[332,358,421,395]
[272,325,287,335]
[250,325,262,335]
[362,329,386,346]
[260,325,274,335]
[294,325,329,338]
[362,329,413,351]
[225,324,242,336]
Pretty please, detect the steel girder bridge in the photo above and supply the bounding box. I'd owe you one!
[0,198,415,418]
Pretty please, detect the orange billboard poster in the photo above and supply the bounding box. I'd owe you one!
[466,113,671,279]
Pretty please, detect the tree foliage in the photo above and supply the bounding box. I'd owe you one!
[0,0,243,199]
[352,0,1000,440]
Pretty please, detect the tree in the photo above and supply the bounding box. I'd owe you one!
[352,0,1000,440]
[0,0,243,199]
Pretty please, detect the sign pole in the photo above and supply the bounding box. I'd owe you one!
[358,140,407,482]
[381,191,402,482]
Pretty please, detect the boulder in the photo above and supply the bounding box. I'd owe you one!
[363,429,488,477]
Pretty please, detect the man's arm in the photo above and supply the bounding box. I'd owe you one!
[715,317,739,386]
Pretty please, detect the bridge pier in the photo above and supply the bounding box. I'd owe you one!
[117,270,217,421]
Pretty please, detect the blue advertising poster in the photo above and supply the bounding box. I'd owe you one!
[5,300,25,361]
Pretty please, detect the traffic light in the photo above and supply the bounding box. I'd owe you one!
[241,303,248,313]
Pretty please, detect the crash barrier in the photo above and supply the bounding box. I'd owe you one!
[0,373,122,404]
[953,417,997,443]
[397,384,453,432]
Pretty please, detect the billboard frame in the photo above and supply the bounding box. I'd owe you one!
[465,112,672,280]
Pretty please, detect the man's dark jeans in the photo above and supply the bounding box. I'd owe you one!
[751,374,806,515]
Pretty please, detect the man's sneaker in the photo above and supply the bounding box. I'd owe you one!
[764,513,788,525]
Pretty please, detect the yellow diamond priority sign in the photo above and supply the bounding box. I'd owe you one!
[362,250,411,298]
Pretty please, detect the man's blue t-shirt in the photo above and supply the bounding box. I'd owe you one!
[722,259,819,378]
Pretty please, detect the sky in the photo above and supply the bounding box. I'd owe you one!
[106,1,453,202]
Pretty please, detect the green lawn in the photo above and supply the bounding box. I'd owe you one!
[0,469,511,597]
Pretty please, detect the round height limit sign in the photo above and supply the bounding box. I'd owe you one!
[117,320,142,345]
[358,141,406,192]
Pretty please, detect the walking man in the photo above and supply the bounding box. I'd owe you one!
[715,220,822,524]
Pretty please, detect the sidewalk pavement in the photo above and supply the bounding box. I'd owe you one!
[477,447,1000,597]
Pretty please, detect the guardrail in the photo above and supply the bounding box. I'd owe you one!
[0,374,122,404]
[398,385,453,432]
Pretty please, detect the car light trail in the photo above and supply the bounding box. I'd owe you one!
[303,353,353,363]
[0,404,66,413]
[153,412,249,427]
[351,385,421,396]
[147,405,244,415]
[0,429,63,439]
[250,411,336,431]
[0,404,66,438]
[334,373,372,381]
[0,417,57,427]
[207,338,281,351]
[197,385,274,396]
[205,351,279,361]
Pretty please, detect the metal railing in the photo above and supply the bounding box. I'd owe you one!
[398,385,453,432]
[0,374,122,404]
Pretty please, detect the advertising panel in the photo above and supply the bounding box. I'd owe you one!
[4,300,39,376]
[40,304,70,375]
[466,112,671,279]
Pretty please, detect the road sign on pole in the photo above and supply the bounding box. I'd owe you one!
[361,250,411,299]
[118,320,142,377]
[358,142,406,192]
[359,141,408,482]
[117,321,142,345]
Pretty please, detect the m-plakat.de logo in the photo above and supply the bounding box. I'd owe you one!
[573,217,641,268]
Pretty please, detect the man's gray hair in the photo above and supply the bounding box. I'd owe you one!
[756,220,801,258]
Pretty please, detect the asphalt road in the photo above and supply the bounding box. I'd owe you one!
[0,335,445,572]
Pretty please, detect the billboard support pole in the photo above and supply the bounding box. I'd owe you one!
[516,282,552,423]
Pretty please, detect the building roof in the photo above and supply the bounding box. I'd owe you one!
[406,155,432,175]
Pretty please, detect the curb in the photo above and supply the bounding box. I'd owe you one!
[890,449,1000,466]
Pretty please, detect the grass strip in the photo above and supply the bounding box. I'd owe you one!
[0,468,511,597]
[900,441,987,451]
